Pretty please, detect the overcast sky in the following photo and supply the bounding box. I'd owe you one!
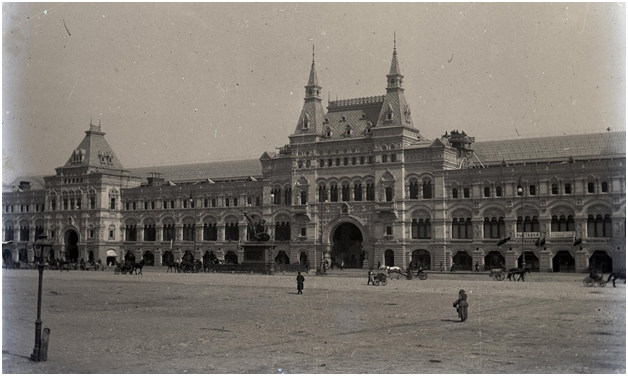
[2,2,625,183]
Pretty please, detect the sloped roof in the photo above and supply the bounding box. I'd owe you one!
[128,158,262,182]
[63,125,125,171]
[473,131,625,164]
[321,97,384,140]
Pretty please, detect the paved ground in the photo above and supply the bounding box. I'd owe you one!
[2,268,625,374]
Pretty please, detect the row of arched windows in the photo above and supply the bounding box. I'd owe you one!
[318,183,376,202]
[408,180,433,199]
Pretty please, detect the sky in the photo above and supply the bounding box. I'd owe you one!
[2,2,626,183]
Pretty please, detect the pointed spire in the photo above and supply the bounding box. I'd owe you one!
[307,45,319,87]
[389,33,401,76]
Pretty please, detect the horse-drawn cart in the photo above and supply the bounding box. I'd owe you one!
[489,268,505,281]
[113,262,133,275]
[373,273,388,286]
[583,275,607,287]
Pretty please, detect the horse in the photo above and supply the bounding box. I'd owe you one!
[166,262,180,273]
[132,260,146,275]
[507,267,530,282]
[607,270,626,287]
[384,266,404,279]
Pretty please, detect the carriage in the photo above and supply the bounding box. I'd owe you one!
[583,275,607,287]
[373,273,388,286]
[489,268,506,281]
[113,262,134,275]
[180,260,202,273]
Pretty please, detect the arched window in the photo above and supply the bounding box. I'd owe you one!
[366,183,375,201]
[422,180,432,199]
[484,217,504,238]
[330,184,339,202]
[409,180,419,199]
[341,184,350,201]
[452,188,458,199]
[354,184,363,201]
[452,218,472,239]
[412,218,431,239]
[204,222,218,241]
[318,185,328,203]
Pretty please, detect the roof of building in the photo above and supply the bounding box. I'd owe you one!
[127,159,263,182]
[473,131,625,165]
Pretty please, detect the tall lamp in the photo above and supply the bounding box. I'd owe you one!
[31,235,54,361]
[517,184,526,268]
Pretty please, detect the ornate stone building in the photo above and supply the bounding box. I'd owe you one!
[3,45,626,273]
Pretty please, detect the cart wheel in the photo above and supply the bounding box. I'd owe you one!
[121,269,127,275]
[599,281,607,287]
[114,267,120,275]
[184,265,192,273]
[583,277,595,287]
[381,280,388,286]
[406,273,414,280]
[418,272,428,280]
[495,273,505,281]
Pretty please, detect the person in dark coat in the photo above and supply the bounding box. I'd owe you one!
[367,269,375,285]
[453,289,469,322]
[296,272,305,294]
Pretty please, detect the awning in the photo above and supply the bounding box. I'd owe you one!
[106,250,118,257]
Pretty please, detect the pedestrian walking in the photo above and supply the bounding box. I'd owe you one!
[377,261,381,270]
[475,262,479,272]
[453,289,469,322]
[296,272,305,294]
[367,269,375,285]
[305,260,310,273]
[440,261,444,272]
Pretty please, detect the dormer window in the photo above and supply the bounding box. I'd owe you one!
[340,115,347,122]
[325,127,332,138]
[323,117,329,123]
[386,112,393,120]
[302,113,310,130]
[361,112,367,119]
[346,125,352,136]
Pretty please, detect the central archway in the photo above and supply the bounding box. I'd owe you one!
[66,230,79,262]
[331,222,364,269]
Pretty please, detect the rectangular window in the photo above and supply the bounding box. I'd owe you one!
[233,198,238,207]
[163,201,167,209]
[382,155,388,163]
[587,182,595,193]
[320,159,325,167]
[328,158,332,167]
[352,157,356,165]
[70,199,75,210]
[144,202,148,210]
[110,198,116,211]
[385,187,393,201]
[496,186,502,197]
[336,158,341,166]
[64,199,68,210]
[360,156,365,165]
[463,188,470,198]
[368,156,374,164]
[225,198,230,207]
[109,230,115,239]
[300,228,306,237]
[126,202,130,211]
[151,201,155,210]
[529,185,536,196]
[484,187,490,198]
[391,154,397,162]
[52,200,56,211]
[452,188,458,199]
[601,181,608,192]
[132,202,136,210]
[344,157,348,166]
[564,183,571,195]
[551,184,558,195]
[386,226,393,236]
[171,200,175,209]
[212,198,217,207]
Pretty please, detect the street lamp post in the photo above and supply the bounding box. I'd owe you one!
[517,184,526,269]
[190,193,197,264]
[30,235,54,362]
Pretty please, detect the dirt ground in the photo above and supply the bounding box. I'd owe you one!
[2,268,625,374]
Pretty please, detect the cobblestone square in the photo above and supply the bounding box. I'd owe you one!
[2,269,625,373]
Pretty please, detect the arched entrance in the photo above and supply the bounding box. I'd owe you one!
[275,251,289,264]
[225,251,238,264]
[183,251,194,262]
[518,252,540,272]
[552,251,575,272]
[484,251,505,270]
[124,251,136,263]
[299,252,308,266]
[384,249,395,267]
[66,230,79,262]
[589,250,612,273]
[3,249,13,264]
[106,249,118,266]
[203,251,218,265]
[453,251,472,271]
[19,248,28,263]
[331,222,364,268]
[162,251,174,265]
[411,249,431,269]
[143,251,155,266]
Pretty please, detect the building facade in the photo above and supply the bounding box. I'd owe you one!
[3,46,626,273]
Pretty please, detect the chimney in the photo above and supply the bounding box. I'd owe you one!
[146,172,165,187]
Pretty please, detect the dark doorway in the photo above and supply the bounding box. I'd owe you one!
[66,230,79,262]
[275,251,289,264]
[518,252,540,272]
[384,249,395,267]
[19,248,28,263]
[125,251,136,263]
[484,251,505,270]
[88,250,94,262]
[411,249,431,269]
[589,251,613,273]
[553,251,575,272]
[225,251,238,264]
[331,223,364,268]
[453,251,472,271]
[300,252,308,266]
[3,249,12,264]
[183,251,194,262]
[143,251,155,266]
[162,251,174,265]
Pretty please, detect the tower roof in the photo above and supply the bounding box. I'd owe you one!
[61,121,125,171]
